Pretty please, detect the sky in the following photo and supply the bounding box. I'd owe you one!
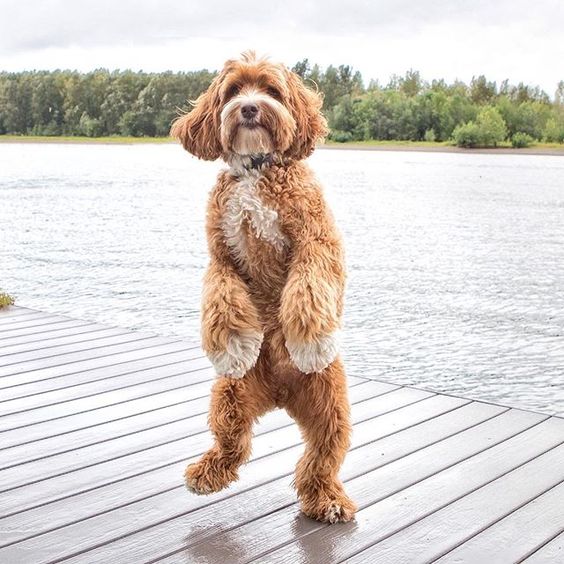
[1,0,563,95]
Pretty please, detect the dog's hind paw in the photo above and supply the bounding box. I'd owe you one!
[300,489,357,523]
[324,501,355,524]
[185,469,214,496]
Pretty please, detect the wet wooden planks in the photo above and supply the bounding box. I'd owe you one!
[0,306,563,563]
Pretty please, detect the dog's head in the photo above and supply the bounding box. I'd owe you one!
[171,51,328,162]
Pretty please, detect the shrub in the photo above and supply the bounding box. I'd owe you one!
[118,110,157,137]
[78,113,103,137]
[476,107,507,146]
[31,121,61,136]
[452,121,481,147]
[424,128,436,142]
[511,132,534,148]
[543,118,564,143]
[41,121,62,136]
[328,129,353,143]
[0,292,14,308]
[452,107,508,147]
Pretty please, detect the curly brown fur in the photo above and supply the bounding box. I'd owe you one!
[172,51,356,523]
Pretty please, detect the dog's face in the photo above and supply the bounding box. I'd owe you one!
[171,52,328,161]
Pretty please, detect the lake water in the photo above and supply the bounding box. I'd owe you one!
[1,143,563,416]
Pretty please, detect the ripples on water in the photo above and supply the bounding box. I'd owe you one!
[1,143,563,416]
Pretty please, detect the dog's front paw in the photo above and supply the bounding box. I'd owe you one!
[185,456,238,495]
[207,331,263,378]
[286,332,340,374]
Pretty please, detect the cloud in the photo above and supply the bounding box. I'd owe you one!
[0,0,562,93]
[3,0,562,51]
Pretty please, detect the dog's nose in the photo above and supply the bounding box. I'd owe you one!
[241,104,259,119]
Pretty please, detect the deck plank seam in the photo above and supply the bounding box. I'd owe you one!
[0,349,206,394]
[0,349,205,397]
[0,312,57,323]
[337,420,564,564]
[0,308,41,318]
[0,381,381,493]
[433,475,564,563]
[0,313,201,353]
[0,377,215,434]
[0,332,166,365]
[0,393,225,471]
[238,413,552,564]
[388,380,564,422]
[1,412,209,471]
[0,377,371,454]
[144,401,507,564]
[0,379,375,466]
[0,318,91,333]
[0,370,368,430]
[0,312,64,324]
[0,394,209,451]
[0,383,416,519]
[0,308,560,563]
[0,364,214,424]
[519,526,564,562]
[0,353,208,402]
[0,326,141,355]
[6,396,482,559]
[0,310,129,330]
[0,322,99,344]
[0,338,197,379]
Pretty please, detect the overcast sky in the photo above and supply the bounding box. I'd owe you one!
[1,0,562,94]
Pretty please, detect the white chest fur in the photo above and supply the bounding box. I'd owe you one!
[221,169,288,263]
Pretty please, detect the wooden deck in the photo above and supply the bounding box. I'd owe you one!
[0,306,563,564]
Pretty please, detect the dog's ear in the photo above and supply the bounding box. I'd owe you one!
[284,69,329,161]
[170,74,224,161]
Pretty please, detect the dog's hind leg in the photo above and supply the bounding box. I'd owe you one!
[286,358,357,523]
[185,362,274,495]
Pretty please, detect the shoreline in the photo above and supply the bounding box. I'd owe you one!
[1,135,563,156]
[322,143,564,157]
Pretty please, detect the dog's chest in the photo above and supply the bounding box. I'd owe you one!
[221,171,288,265]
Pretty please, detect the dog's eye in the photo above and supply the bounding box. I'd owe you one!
[225,85,240,99]
[267,87,282,100]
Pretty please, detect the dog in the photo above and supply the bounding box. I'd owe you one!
[171,51,356,523]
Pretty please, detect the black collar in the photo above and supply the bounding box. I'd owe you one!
[245,153,274,171]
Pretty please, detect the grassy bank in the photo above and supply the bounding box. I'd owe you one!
[1,135,563,154]
[324,139,564,155]
[0,135,174,144]
[326,139,451,148]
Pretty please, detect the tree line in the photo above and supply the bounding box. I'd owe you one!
[0,69,215,137]
[1,61,563,147]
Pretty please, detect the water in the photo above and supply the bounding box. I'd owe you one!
[1,143,563,416]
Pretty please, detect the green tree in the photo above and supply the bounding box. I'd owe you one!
[511,132,534,148]
[398,69,423,97]
[514,101,550,139]
[78,112,103,137]
[319,64,363,109]
[0,66,561,144]
[452,122,481,147]
[475,107,507,146]
[328,95,362,140]
[555,81,564,105]
[292,59,310,79]
[453,107,507,147]
[543,118,564,143]
[470,76,497,104]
